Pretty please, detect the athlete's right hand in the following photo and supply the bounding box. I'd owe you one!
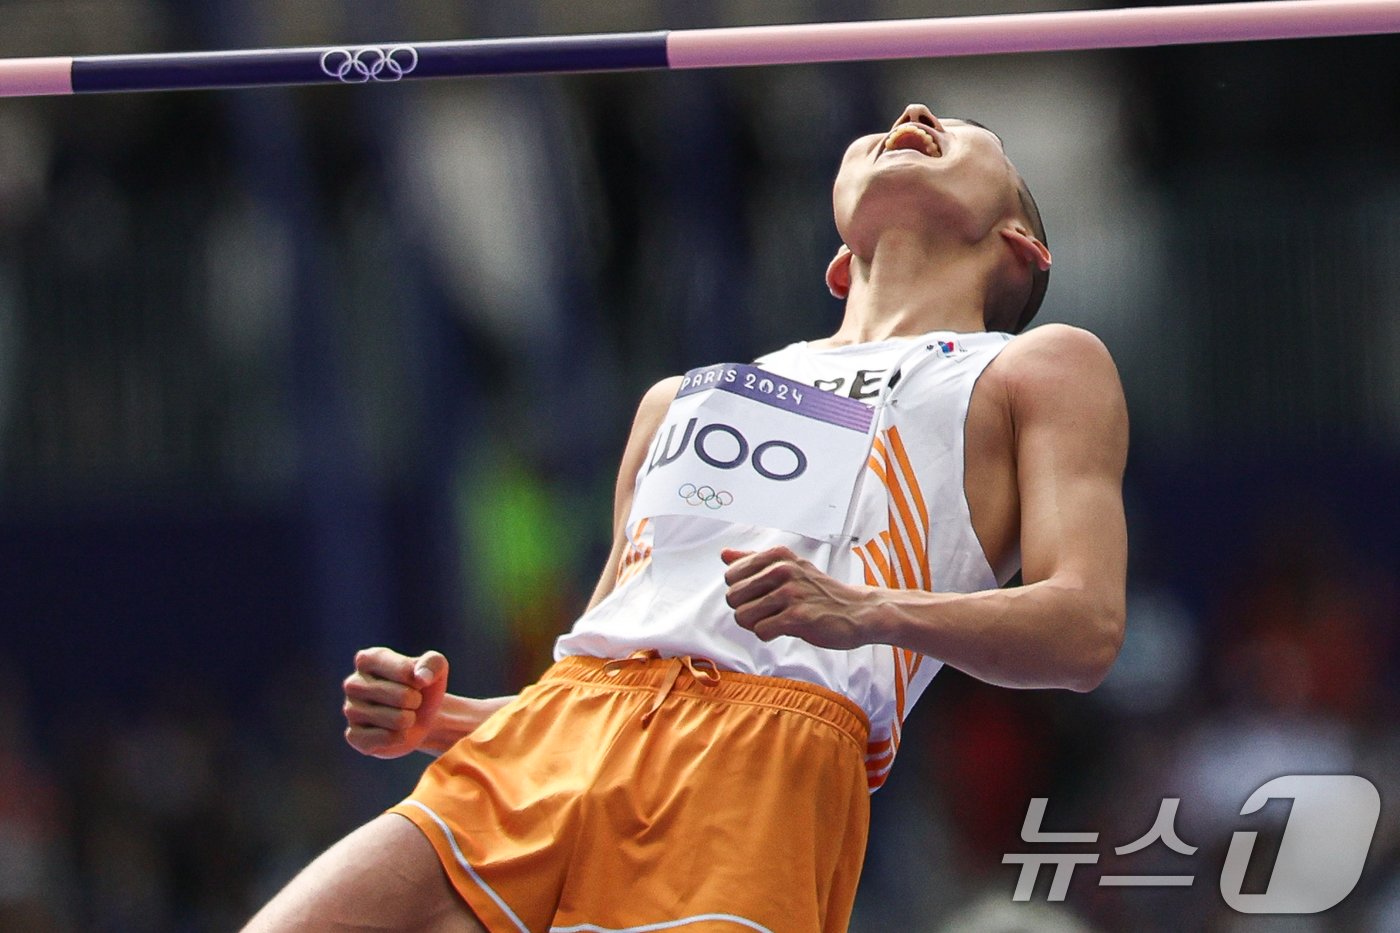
[342,647,450,759]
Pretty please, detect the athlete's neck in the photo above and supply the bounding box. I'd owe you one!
[821,230,994,347]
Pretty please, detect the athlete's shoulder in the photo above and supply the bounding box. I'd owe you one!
[635,375,684,424]
[1002,322,1113,364]
[987,324,1127,451]
[992,323,1121,396]
[615,376,685,483]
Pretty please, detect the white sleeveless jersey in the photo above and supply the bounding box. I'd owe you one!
[554,330,1014,790]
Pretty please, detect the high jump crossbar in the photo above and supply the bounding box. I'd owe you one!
[1,0,1397,98]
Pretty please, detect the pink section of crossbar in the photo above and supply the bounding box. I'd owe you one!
[0,57,73,96]
[667,0,1400,67]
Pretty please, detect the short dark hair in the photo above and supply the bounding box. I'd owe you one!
[1013,173,1049,334]
[959,119,1049,333]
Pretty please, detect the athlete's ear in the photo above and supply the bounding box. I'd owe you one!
[825,244,854,299]
[1000,226,1052,272]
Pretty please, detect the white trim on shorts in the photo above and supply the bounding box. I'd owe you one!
[398,799,531,933]
[550,916,775,933]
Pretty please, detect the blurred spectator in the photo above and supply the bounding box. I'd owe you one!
[0,658,72,931]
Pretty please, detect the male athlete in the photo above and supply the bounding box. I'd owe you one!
[245,104,1128,933]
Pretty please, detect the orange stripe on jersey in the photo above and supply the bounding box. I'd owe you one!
[854,549,879,587]
[629,518,651,558]
[863,540,896,588]
[885,428,929,529]
[855,429,940,791]
[619,541,648,568]
[614,518,653,586]
[867,715,904,790]
[615,550,651,586]
[880,436,930,589]
[617,546,642,574]
[867,442,889,481]
[891,647,908,720]
[872,433,930,590]
[885,509,918,588]
[886,428,932,586]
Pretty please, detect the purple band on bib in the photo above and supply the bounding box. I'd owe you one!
[677,363,874,433]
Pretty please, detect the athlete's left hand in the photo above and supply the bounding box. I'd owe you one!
[722,546,878,650]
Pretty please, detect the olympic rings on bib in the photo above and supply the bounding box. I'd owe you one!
[319,46,419,83]
[678,483,734,510]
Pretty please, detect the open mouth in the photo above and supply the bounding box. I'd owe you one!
[882,123,942,158]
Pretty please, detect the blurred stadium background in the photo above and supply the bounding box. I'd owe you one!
[1,0,1398,930]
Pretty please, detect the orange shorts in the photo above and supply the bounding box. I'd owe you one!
[389,652,871,933]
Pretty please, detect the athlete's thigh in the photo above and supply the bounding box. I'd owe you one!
[242,812,487,933]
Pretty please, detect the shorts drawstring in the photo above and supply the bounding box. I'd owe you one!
[602,649,722,726]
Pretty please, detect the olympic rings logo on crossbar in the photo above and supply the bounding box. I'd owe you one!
[319,46,419,83]
[678,483,733,510]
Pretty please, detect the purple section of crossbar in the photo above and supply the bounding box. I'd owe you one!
[667,0,1400,67]
[677,364,874,432]
[0,57,73,97]
[64,32,668,94]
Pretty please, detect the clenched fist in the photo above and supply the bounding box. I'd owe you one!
[722,546,879,650]
[342,647,449,759]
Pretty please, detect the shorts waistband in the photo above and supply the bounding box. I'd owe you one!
[543,653,870,748]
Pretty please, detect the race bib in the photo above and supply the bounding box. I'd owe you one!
[632,363,875,540]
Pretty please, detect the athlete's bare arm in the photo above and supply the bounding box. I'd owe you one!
[340,378,683,758]
[723,325,1128,692]
[584,375,686,612]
